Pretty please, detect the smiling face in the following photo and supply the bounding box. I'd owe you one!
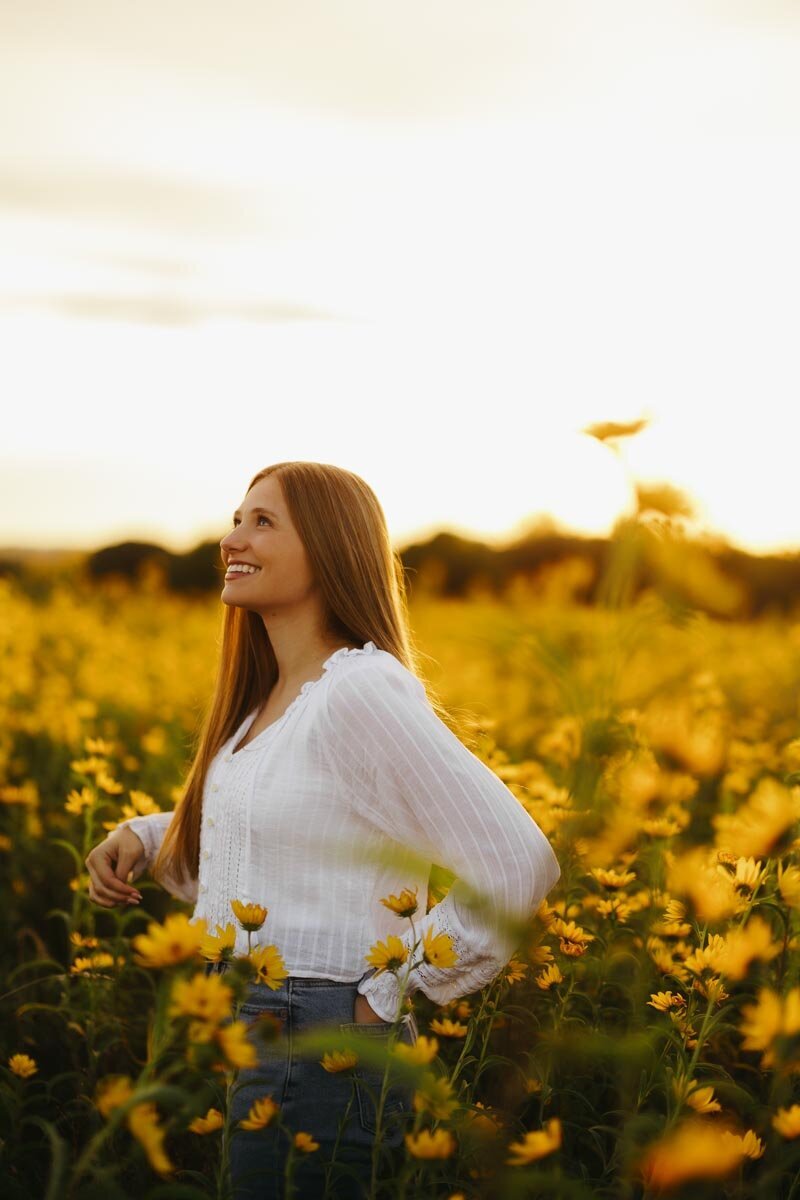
[219,475,319,616]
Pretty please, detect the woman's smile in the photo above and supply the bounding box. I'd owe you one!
[224,565,263,581]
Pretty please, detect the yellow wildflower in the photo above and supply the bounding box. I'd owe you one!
[713,775,800,858]
[239,1095,279,1130]
[70,952,120,974]
[188,1108,224,1134]
[365,934,409,974]
[506,1118,561,1164]
[412,1072,458,1121]
[718,914,781,981]
[772,1104,800,1138]
[739,987,800,1068]
[405,1128,456,1159]
[462,1101,503,1139]
[231,900,268,931]
[638,1118,745,1188]
[380,886,419,918]
[294,1131,320,1152]
[590,867,636,888]
[127,790,161,815]
[249,944,288,990]
[127,1100,173,1177]
[69,757,107,777]
[70,932,99,949]
[663,898,687,923]
[215,1021,258,1070]
[683,933,727,978]
[96,771,125,795]
[200,923,237,963]
[132,914,207,968]
[778,863,800,907]
[321,1050,359,1072]
[169,972,234,1025]
[535,963,563,990]
[720,1128,765,1160]
[505,956,527,983]
[731,856,766,896]
[95,1075,134,1117]
[429,1017,468,1038]
[84,737,116,756]
[8,1053,38,1079]
[422,928,458,968]
[667,847,740,922]
[392,1035,439,1065]
[528,943,554,967]
[65,787,93,814]
[647,991,686,1013]
[548,917,594,956]
[671,1076,721,1114]
[596,896,633,922]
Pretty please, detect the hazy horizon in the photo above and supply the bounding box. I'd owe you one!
[3,2,799,559]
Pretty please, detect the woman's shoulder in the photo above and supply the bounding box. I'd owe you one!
[323,641,428,706]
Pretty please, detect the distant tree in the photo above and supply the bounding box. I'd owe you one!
[85,542,171,583]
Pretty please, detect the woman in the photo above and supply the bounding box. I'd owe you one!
[85,460,561,1199]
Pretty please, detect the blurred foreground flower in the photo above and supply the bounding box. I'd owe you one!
[95,1077,173,1177]
[132,914,207,967]
[405,1128,456,1159]
[321,1050,358,1073]
[506,1118,561,1165]
[169,971,234,1024]
[773,1105,800,1138]
[638,1118,747,1188]
[294,1131,320,1152]
[739,986,800,1068]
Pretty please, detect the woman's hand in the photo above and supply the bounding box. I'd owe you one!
[85,828,147,908]
[353,992,388,1024]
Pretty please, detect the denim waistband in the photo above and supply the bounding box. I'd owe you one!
[205,960,373,988]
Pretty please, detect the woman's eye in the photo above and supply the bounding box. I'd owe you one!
[231,516,270,528]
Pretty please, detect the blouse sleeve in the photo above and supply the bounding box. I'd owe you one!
[116,811,199,905]
[321,659,561,1022]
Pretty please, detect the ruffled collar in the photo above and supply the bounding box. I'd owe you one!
[231,640,376,755]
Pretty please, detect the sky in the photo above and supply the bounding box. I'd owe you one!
[1,0,799,555]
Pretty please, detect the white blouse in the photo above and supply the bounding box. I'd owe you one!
[119,641,561,1023]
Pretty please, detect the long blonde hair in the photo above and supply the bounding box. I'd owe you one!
[153,460,451,889]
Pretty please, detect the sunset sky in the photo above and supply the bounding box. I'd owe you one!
[2,1,799,556]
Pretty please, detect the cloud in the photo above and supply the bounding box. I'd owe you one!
[0,166,277,236]
[1,292,344,327]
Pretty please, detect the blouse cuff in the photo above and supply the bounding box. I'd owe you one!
[356,967,406,1024]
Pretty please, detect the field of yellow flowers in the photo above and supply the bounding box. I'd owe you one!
[1,563,800,1199]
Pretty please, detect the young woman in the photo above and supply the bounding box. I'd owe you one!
[85,460,561,1199]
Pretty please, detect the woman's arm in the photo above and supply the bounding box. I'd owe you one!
[116,811,199,905]
[322,659,561,1023]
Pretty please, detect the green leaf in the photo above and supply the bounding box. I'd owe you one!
[20,1115,68,1200]
[49,838,85,871]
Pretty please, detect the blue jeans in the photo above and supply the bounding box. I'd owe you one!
[205,963,418,1199]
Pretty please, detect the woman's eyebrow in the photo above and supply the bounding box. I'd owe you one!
[232,506,279,520]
